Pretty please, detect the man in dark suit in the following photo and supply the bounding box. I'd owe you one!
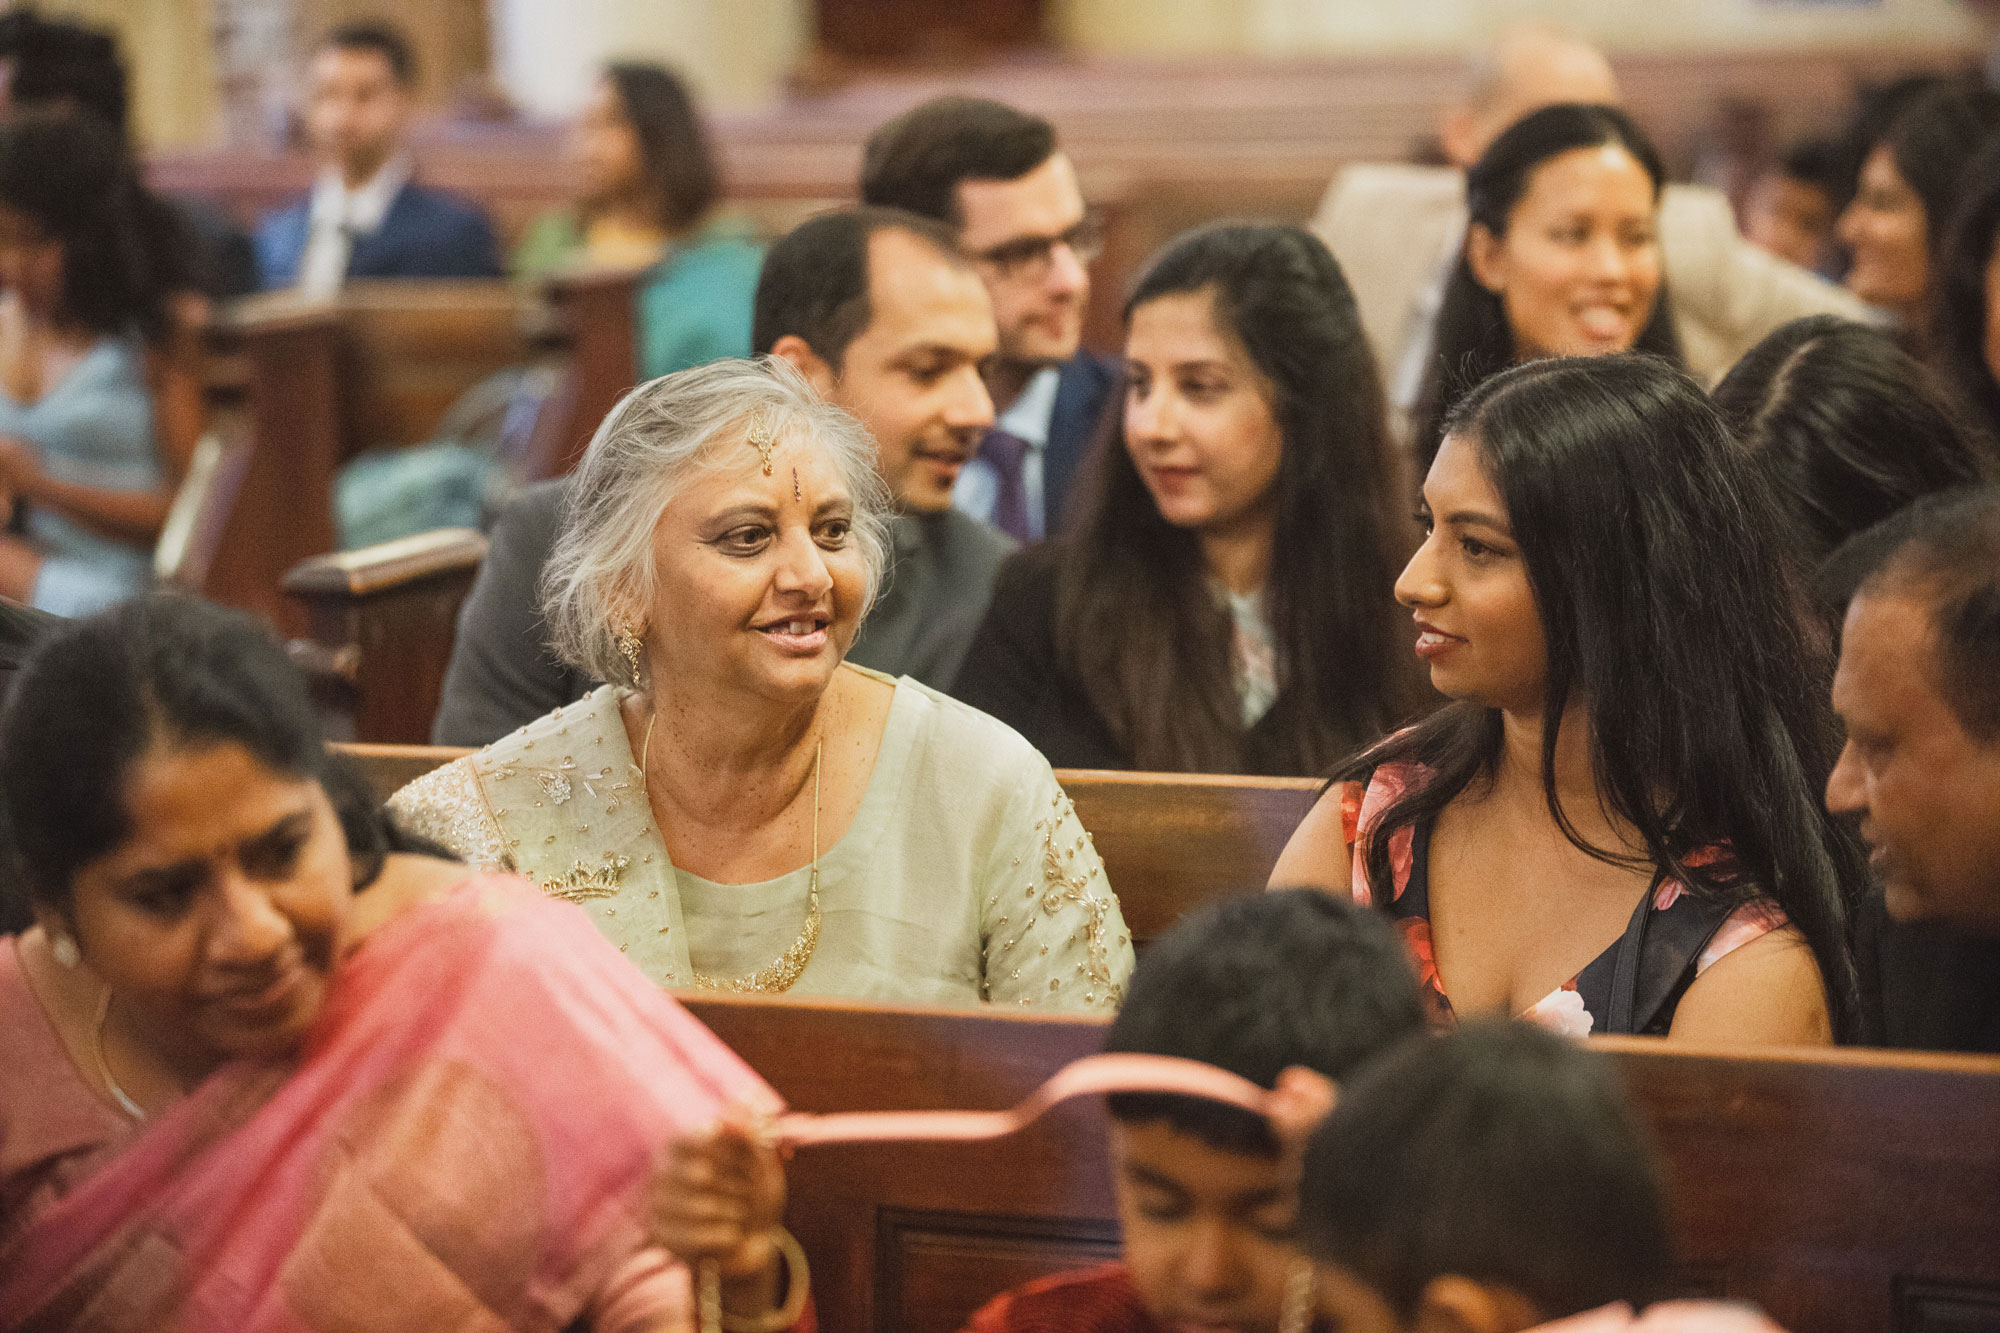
[862,98,1117,543]
[432,208,1010,746]
[1825,489,2000,1052]
[254,22,499,293]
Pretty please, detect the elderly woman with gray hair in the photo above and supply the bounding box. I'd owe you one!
[393,359,1132,1009]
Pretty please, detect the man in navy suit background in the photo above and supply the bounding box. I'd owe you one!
[255,22,500,294]
[862,98,1117,543]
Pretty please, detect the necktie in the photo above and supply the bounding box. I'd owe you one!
[977,428,1031,541]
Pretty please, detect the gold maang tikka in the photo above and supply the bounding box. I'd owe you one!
[792,466,802,501]
[748,411,778,475]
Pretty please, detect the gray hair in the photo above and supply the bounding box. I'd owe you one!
[541,356,893,688]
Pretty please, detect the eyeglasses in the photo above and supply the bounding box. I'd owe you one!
[969,214,1105,280]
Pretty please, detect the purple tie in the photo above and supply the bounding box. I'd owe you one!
[978,428,1031,541]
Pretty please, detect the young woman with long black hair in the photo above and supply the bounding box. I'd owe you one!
[1274,354,1863,1042]
[953,223,1420,775]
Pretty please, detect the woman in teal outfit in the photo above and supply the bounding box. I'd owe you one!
[515,62,762,378]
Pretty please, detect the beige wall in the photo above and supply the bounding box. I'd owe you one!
[489,0,813,118]
[32,0,222,149]
[1056,0,1986,57]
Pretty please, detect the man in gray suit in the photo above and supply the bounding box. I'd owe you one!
[432,208,1010,746]
[1313,24,1872,411]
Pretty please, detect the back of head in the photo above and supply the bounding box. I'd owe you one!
[1103,888,1425,1156]
[860,96,1057,225]
[751,206,962,366]
[1298,1021,1674,1322]
[1714,315,1997,566]
[604,62,718,233]
[0,595,370,914]
[1823,485,2000,743]
[321,20,417,88]
[0,105,157,336]
[1058,222,1414,774]
[0,10,127,133]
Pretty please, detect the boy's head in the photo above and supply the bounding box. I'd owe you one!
[1298,1021,1675,1333]
[1102,888,1426,1333]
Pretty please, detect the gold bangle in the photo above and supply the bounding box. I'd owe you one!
[718,1228,811,1333]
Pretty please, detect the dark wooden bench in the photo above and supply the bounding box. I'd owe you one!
[339,742,1319,946]
[680,995,2000,1333]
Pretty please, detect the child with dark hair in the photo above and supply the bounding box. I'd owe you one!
[962,888,1427,1333]
[1298,1021,1784,1333]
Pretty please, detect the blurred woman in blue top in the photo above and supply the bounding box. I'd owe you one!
[0,109,181,616]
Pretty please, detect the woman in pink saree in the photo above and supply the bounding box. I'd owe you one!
[0,595,810,1333]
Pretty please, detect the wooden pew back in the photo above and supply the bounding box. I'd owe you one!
[342,745,1318,943]
[684,996,2000,1333]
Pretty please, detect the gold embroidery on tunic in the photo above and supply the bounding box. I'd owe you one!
[542,854,630,904]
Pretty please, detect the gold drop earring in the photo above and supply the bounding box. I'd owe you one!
[616,624,645,686]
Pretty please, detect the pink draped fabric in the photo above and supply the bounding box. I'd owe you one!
[0,874,784,1333]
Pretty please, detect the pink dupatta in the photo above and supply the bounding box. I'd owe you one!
[0,874,782,1332]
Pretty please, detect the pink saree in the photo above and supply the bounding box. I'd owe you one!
[0,874,785,1333]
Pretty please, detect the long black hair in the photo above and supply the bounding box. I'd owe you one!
[1053,222,1420,775]
[601,62,720,234]
[1412,103,1682,469]
[1341,354,1865,1038]
[0,595,405,917]
[1715,315,1997,570]
[0,106,165,340]
[1869,80,2000,264]
[1934,132,2000,438]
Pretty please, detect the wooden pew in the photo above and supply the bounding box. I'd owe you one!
[681,995,2000,1333]
[284,529,489,744]
[341,743,1319,942]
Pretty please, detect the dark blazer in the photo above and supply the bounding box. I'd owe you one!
[950,544,1305,774]
[255,181,503,290]
[1040,347,1119,536]
[432,481,591,747]
[432,483,1016,747]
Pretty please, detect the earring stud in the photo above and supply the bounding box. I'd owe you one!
[50,934,79,969]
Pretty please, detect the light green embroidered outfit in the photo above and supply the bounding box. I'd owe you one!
[389,667,1133,1011]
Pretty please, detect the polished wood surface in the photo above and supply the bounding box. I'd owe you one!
[680,996,2000,1333]
[286,530,489,744]
[344,744,1317,928]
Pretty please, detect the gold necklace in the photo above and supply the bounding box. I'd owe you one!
[92,987,146,1121]
[639,711,823,994]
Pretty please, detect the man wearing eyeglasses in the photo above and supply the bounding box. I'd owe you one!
[863,97,1118,544]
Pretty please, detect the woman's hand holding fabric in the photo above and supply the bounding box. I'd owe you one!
[651,1112,791,1321]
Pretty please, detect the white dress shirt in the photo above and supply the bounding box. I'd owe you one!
[296,155,412,298]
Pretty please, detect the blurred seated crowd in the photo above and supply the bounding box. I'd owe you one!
[1,9,1999,1332]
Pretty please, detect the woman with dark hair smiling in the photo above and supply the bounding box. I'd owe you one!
[1410,103,1681,469]
[1835,79,2000,346]
[953,223,1420,776]
[0,596,811,1329]
[514,61,762,379]
[1273,354,1864,1042]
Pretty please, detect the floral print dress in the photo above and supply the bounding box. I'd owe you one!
[1338,764,1788,1036]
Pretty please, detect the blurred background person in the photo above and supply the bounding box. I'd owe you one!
[1741,137,1843,276]
[0,110,186,615]
[1834,78,2000,346]
[256,22,500,293]
[512,61,763,380]
[1932,133,2000,443]
[1315,22,1867,425]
